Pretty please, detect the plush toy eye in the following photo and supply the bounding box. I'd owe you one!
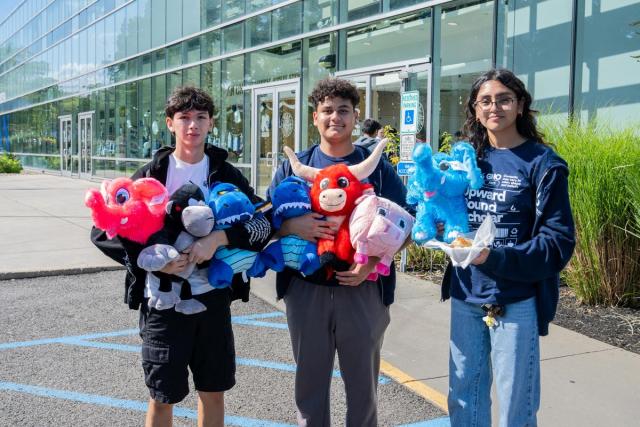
[320,178,330,190]
[377,207,388,216]
[337,177,349,188]
[439,162,450,171]
[115,188,130,205]
[398,219,406,229]
[217,190,228,196]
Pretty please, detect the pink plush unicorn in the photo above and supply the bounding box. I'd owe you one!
[349,194,414,280]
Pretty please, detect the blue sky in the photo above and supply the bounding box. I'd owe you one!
[0,0,23,25]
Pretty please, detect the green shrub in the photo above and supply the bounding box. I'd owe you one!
[400,244,449,274]
[0,153,22,173]
[547,121,640,307]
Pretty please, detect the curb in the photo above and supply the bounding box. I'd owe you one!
[0,265,125,281]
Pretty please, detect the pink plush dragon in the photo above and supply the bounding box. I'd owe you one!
[349,194,414,280]
[84,177,169,243]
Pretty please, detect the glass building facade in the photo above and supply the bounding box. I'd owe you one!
[0,0,638,196]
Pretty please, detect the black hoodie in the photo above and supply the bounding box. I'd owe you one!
[90,144,273,309]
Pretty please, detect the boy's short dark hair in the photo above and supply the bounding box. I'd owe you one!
[362,118,382,135]
[165,86,215,118]
[309,78,360,110]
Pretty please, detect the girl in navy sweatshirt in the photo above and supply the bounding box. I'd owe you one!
[443,69,575,427]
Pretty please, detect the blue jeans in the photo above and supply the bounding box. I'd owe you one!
[448,297,540,427]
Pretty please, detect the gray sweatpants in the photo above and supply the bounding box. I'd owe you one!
[284,276,391,427]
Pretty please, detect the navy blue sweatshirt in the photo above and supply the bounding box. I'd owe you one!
[443,140,575,335]
[267,144,409,305]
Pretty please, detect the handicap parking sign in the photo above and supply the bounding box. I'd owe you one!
[404,110,415,125]
[396,161,416,176]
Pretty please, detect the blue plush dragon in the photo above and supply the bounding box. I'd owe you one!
[407,142,483,244]
[207,182,265,288]
[258,176,321,276]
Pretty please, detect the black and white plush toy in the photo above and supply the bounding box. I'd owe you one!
[137,182,215,314]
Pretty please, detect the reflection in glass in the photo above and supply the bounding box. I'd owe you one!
[256,92,274,197]
[345,0,380,22]
[304,0,337,32]
[247,14,272,48]
[221,57,244,163]
[202,0,222,29]
[223,24,243,53]
[439,0,493,142]
[346,10,431,70]
[273,2,302,41]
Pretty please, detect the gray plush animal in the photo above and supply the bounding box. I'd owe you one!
[137,182,215,314]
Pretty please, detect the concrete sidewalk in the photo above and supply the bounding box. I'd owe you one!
[1,173,638,426]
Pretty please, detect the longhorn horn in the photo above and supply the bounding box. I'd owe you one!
[349,138,388,181]
[282,146,320,182]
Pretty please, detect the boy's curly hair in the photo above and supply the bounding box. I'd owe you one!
[309,78,360,110]
[165,86,214,118]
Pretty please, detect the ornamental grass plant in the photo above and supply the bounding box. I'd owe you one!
[546,121,640,307]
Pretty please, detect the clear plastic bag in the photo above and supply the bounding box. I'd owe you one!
[421,215,496,269]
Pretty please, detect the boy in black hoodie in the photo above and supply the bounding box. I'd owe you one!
[92,86,272,426]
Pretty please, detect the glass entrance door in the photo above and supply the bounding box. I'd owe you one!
[252,83,299,197]
[339,63,431,147]
[78,112,94,178]
[59,115,73,176]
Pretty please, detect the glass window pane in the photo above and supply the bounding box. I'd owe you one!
[184,37,201,63]
[246,42,301,85]
[182,0,201,36]
[389,0,421,10]
[201,61,221,146]
[167,44,182,69]
[220,56,244,162]
[246,14,271,48]
[201,31,221,59]
[126,81,139,157]
[139,78,152,158]
[222,23,243,53]
[345,0,380,22]
[184,64,201,86]
[248,0,272,13]
[439,0,494,139]
[114,7,126,61]
[153,49,166,72]
[152,74,168,148]
[151,0,166,47]
[224,0,244,21]
[304,0,338,32]
[346,10,431,70]
[273,2,301,41]
[125,2,138,57]
[202,0,222,29]
[138,0,152,52]
[577,0,640,124]
[166,0,183,42]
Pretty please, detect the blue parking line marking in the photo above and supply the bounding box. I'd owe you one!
[232,312,288,329]
[0,381,295,427]
[0,329,138,350]
[397,417,451,427]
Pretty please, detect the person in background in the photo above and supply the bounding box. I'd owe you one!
[443,68,575,427]
[354,117,382,151]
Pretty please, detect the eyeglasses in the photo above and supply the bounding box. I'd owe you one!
[473,97,517,111]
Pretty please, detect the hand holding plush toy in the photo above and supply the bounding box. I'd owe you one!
[282,139,387,273]
[258,176,321,276]
[206,182,266,288]
[349,194,414,281]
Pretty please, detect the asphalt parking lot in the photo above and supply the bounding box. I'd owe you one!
[0,270,447,426]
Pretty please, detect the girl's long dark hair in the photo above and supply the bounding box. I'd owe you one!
[463,68,546,158]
